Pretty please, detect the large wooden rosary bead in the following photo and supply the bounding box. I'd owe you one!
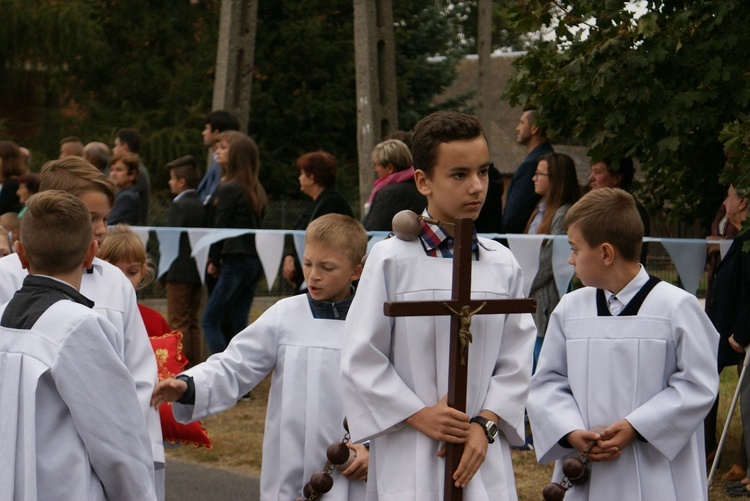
[562,457,588,485]
[310,472,334,494]
[327,442,350,465]
[392,210,421,241]
[542,482,567,501]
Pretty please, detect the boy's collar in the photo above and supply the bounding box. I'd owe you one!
[306,286,355,320]
[418,209,487,258]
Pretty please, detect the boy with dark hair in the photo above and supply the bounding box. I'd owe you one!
[0,157,165,500]
[341,111,536,500]
[152,214,369,500]
[527,187,719,500]
[163,155,206,366]
[0,191,156,500]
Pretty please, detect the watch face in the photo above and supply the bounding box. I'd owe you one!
[487,422,498,438]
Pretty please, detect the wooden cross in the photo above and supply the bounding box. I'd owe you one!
[383,217,536,501]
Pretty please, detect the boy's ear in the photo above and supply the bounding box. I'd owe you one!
[601,242,616,266]
[414,169,431,196]
[350,262,364,283]
[14,241,29,270]
[83,239,98,269]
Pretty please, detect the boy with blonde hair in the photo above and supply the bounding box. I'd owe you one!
[0,191,156,500]
[0,157,165,500]
[342,111,536,500]
[152,214,369,500]
[527,187,719,500]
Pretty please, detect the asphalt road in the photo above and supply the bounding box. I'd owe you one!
[166,458,260,501]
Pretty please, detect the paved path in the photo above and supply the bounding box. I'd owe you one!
[166,459,260,501]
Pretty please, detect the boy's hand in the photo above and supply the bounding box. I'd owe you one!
[405,395,470,444]
[595,419,637,461]
[341,443,369,481]
[450,423,488,488]
[567,429,601,452]
[151,378,188,409]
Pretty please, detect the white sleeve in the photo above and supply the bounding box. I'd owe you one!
[54,314,157,501]
[173,301,281,422]
[340,246,426,443]
[483,257,537,446]
[527,298,588,464]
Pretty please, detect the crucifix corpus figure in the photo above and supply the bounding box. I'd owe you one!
[442,302,487,366]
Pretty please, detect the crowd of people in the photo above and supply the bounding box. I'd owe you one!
[0,107,744,501]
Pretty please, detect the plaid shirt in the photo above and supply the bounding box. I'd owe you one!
[418,209,481,259]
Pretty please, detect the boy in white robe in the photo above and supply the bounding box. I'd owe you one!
[0,191,156,501]
[527,188,720,501]
[151,214,369,501]
[0,157,165,499]
[341,111,537,501]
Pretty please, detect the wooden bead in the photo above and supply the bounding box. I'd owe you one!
[392,210,421,241]
[303,482,315,497]
[327,442,350,465]
[562,457,586,482]
[310,472,334,494]
[542,482,567,501]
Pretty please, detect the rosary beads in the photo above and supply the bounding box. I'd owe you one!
[542,442,595,501]
[294,419,355,501]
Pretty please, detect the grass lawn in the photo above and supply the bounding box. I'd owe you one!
[155,298,746,500]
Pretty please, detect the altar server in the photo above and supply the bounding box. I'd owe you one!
[151,214,369,500]
[0,191,156,500]
[527,188,719,501]
[341,111,537,501]
[0,157,165,499]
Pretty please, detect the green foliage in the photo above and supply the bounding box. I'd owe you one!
[1,0,467,211]
[503,0,750,228]
[720,116,750,189]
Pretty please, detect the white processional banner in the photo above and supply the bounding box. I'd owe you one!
[551,236,575,298]
[255,233,285,291]
[505,234,545,297]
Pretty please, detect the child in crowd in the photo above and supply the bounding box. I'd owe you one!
[341,111,537,500]
[98,224,170,337]
[527,188,719,500]
[0,157,165,500]
[0,191,156,500]
[152,214,369,500]
[108,151,141,225]
[162,155,206,366]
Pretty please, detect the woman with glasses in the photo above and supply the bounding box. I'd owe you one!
[527,153,582,370]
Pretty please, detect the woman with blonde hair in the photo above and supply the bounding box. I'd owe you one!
[362,139,425,231]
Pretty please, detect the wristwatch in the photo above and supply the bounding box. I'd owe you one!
[471,416,498,444]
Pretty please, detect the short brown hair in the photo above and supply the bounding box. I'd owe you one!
[564,188,643,262]
[411,111,484,177]
[40,157,117,207]
[20,190,93,274]
[305,213,367,267]
[166,155,201,189]
[296,151,338,188]
[109,152,140,180]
